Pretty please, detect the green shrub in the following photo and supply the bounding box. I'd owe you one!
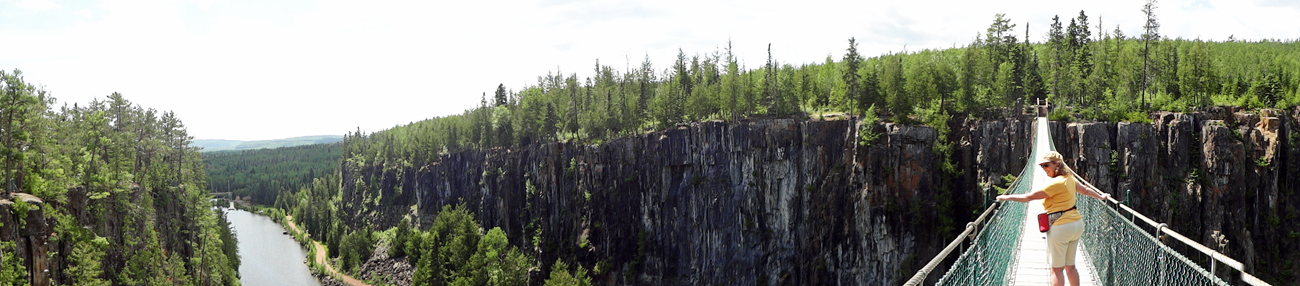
[1109,150,1121,176]
[0,241,25,284]
[388,217,412,258]
[543,259,592,286]
[1048,108,1074,122]
[1120,111,1152,123]
[857,105,881,147]
[10,200,30,229]
[1256,156,1271,167]
[408,205,535,286]
[993,173,1017,194]
[566,158,577,176]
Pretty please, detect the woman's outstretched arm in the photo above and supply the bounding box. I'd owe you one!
[1074,180,1111,201]
[997,188,1048,203]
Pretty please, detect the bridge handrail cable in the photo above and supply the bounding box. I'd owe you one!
[1073,172,1272,286]
[904,117,1043,286]
[902,194,1003,286]
[905,117,1272,286]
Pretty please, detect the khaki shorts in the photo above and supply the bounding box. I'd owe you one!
[1046,220,1084,268]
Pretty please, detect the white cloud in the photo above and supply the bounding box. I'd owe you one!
[15,0,60,11]
[1,0,1297,140]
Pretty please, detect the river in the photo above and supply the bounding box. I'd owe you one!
[223,208,322,286]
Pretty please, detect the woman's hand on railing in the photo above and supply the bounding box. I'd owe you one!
[1098,192,1111,201]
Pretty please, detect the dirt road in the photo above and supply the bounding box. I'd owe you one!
[285,216,371,286]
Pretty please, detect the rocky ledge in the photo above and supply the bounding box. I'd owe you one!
[0,193,51,286]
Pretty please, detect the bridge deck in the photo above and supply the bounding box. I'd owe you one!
[1010,118,1098,286]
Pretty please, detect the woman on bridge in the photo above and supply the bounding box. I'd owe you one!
[997,151,1111,286]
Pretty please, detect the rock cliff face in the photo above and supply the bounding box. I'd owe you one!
[0,193,51,286]
[1058,108,1299,283]
[343,119,983,285]
[340,108,1299,285]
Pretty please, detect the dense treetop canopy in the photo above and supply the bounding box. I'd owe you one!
[341,12,1297,172]
[0,70,240,285]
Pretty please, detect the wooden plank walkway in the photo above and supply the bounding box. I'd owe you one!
[1011,118,1098,286]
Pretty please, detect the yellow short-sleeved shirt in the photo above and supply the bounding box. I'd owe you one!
[1042,174,1081,225]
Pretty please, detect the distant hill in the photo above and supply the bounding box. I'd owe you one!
[201,142,342,205]
[194,135,344,152]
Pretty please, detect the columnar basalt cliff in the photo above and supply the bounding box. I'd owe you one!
[339,108,1299,285]
[343,119,975,285]
[0,193,51,286]
[1057,108,1299,283]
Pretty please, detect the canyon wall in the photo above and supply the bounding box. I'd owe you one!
[1057,108,1298,283]
[0,193,51,286]
[341,108,1298,285]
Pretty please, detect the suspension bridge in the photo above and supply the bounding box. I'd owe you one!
[905,117,1271,286]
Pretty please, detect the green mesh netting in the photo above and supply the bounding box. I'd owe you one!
[933,128,1040,286]
[1077,186,1229,286]
[933,160,1030,286]
[930,118,1229,286]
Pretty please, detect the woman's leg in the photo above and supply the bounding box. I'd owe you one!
[1050,267,1066,286]
[1062,222,1084,286]
[1047,221,1085,286]
[1064,265,1080,286]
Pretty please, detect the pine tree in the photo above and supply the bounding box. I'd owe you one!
[0,70,49,195]
[637,55,654,120]
[723,41,741,120]
[390,217,412,257]
[495,84,508,107]
[984,14,1024,104]
[1071,11,1093,78]
[66,239,109,286]
[670,49,691,124]
[1177,40,1217,107]
[543,103,558,142]
[480,93,493,147]
[543,259,591,286]
[764,44,779,115]
[1141,0,1161,110]
[882,54,909,119]
[843,38,863,115]
[1048,15,1067,100]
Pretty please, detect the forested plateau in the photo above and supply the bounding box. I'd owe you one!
[0,70,239,285]
[245,11,1300,286]
[202,143,341,205]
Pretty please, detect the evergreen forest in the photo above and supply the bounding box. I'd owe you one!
[341,12,1299,171]
[202,143,341,205]
[260,10,1298,286]
[6,5,1297,285]
[275,174,589,285]
[0,70,240,285]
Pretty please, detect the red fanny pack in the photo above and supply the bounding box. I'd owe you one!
[1038,206,1077,233]
[1037,213,1051,232]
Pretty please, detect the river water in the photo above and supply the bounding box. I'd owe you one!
[223,208,321,286]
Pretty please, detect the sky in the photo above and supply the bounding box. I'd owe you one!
[2,0,1297,141]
